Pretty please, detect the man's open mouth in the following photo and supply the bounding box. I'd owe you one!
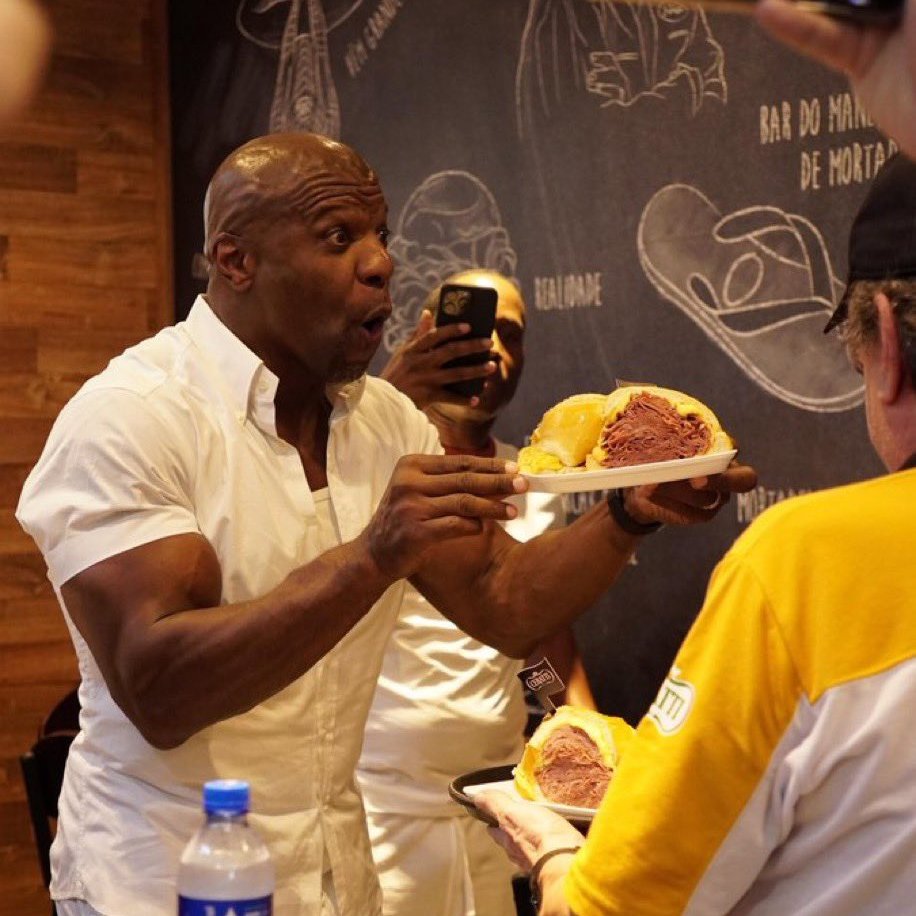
[361,314,387,335]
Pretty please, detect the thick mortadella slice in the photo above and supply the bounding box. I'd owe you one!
[600,392,710,467]
[535,725,611,808]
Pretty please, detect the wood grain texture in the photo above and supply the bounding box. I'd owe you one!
[0,0,171,910]
[0,144,76,194]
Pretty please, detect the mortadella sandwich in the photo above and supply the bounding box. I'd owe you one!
[518,385,732,474]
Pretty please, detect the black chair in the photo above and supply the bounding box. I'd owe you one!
[19,687,80,912]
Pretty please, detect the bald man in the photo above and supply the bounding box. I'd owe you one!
[359,270,595,916]
[18,133,754,916]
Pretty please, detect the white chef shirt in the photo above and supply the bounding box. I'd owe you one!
[16,295,441,916]
[357,441,563,916]
[357,442,564,816]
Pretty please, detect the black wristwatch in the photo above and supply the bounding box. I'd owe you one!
[607,488,663,536]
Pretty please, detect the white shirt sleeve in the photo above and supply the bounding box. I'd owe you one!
[17,387,201,586]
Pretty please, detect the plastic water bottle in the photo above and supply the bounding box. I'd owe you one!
[177,779,274,915]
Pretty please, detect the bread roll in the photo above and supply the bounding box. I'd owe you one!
[518,393,605,472]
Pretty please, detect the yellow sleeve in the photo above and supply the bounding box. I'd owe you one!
[565,553,804,915]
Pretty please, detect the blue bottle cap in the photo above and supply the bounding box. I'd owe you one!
[202,779,250,815]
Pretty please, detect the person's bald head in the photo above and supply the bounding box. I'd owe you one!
[203,132,382,264]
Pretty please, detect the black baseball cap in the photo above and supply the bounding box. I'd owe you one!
[825,152,916,333]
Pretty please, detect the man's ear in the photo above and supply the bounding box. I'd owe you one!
[212,234,256,292]
[874,292,904,404]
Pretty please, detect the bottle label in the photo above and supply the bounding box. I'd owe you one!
[178,896,272,916]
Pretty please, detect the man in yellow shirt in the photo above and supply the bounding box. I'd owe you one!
[478,153,916,915]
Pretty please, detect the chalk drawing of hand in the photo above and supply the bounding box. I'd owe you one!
[517,0,727,132]
[586,51,638,106]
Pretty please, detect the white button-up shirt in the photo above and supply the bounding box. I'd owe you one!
[17,296,440,916]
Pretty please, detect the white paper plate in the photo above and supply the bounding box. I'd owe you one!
[462,777,596,823]
[522,449,737,494]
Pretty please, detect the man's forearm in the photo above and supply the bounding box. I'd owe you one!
[418,500,639,658]
[538,856,576,916]
[489,501,638,655]
[77,533,394,748]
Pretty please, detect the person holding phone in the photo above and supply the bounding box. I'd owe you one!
[361,270,596,916]
[755,0,916,159]
[476,154,916,916]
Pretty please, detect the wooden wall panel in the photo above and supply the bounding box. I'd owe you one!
[0,0,172,911]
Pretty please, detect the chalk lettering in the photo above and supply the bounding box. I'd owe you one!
[533,272,603,311]
[347,0,403,77]
[759,101,792,144]
[827,92,873,134]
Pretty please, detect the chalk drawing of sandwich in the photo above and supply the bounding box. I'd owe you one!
[384,171,519,354]
[637,184,863,413]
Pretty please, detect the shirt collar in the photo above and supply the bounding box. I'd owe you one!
[326,375,367,416]
[185,295,272,416]
[184,295,367,427]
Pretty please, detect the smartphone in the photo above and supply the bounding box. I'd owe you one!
[638,0,902,23]
[435,283,498,398]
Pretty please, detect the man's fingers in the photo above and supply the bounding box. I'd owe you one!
[421,472,525,500]
[427,493,520,522]
[687,462,757,495]
[416,309,435,336]
[410,453,520,477]
[649,479,717,509]
[425,337,495,363]
[416,321,474,351]
[397,456,526,497]
[755,0,866,73]
[475,789,515,822]
[434,361,497,383]
[713,462,759,494]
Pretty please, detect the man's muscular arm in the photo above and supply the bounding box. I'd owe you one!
[62,453,522,749]
[413,464,758,658]
[62,530,392,749]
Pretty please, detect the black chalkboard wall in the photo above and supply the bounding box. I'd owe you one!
[169,0,889,724]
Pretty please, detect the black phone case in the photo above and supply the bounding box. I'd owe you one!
[435,284,498,397]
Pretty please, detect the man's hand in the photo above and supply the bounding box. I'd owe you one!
[623,460,758,527]
[756,0,916,159]
[474,790,584,873]
[380,308,497,409]
[363,453,527,580]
